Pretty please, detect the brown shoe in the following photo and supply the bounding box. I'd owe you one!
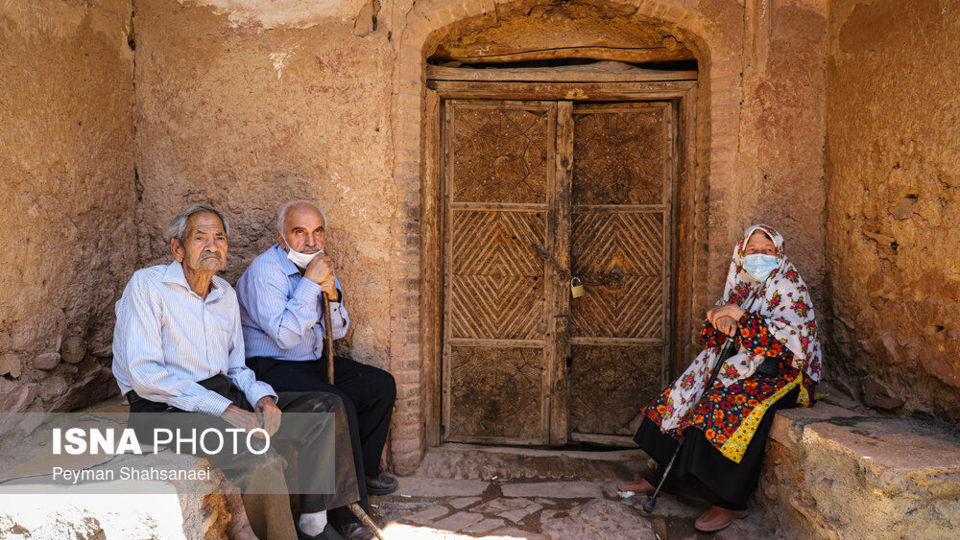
[616,478,655,494]
[694,505,749,532]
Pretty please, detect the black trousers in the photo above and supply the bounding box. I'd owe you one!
[635,384,800,510]
[248,355,395,524]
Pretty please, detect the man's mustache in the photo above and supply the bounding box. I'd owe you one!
[200,251,222,261]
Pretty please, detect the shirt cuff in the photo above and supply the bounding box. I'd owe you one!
[294,277,323,302]
[198,392,234,417]
[244,382,279,409]
[328,302,346,328]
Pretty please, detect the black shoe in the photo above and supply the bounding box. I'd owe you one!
[365,473,399,495]
[342,522,376,540]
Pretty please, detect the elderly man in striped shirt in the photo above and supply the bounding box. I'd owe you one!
[113,204,360,540]
[236,201,397,539]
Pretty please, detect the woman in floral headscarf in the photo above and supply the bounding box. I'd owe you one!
[618,224,822,532]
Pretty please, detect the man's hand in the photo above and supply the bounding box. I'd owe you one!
[706,303,746,326]
[220,405,265,437]
[714,315,738,337]
[319,276,337,300]
[304,253,336,294]
[255,396,282,437]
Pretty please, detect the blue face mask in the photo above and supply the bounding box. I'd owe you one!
[742,254,779,282]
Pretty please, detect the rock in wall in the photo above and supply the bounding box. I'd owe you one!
[826,0,960,419]
[0,0,136,411]
[134,0,396,367]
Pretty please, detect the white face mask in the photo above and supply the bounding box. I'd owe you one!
[285,238,323,269]
[742,253,779,282]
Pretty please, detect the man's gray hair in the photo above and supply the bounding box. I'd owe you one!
[276,200,327,233]
[167,204,230,243]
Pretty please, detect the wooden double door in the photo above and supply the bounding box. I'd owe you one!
[441,98,676,446]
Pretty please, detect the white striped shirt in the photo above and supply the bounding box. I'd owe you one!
[112,261,277,415]
[237,244,349,361]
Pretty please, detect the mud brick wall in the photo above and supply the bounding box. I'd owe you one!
[0,0,136,412]
[1,0,837,473]
[825,0,960,420]
[133,0,396,367]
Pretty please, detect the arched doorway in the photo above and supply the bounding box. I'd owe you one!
[420,2,701,448]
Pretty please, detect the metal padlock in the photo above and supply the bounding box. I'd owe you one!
[570,277,585,299]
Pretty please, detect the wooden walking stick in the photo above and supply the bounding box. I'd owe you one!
[321,291,335,385]
[643,334,738,513]
[321,290,385,539]
[349,502,386,540]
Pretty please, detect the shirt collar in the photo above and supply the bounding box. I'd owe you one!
[161,261,224,301]
[272,243,302,277]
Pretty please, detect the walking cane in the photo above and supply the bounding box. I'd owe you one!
[349,503,385,540]
[643,334,739,513]
[321,292,336,385]
[321,291,386,539]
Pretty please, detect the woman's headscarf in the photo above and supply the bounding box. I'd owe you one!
[722,224,822,381]
[656,224,821,431]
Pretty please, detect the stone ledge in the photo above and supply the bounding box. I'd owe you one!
[759,388,960,539]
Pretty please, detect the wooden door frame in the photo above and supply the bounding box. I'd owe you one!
[422,74,698,447]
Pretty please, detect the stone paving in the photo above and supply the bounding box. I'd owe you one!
[368,476,779,539]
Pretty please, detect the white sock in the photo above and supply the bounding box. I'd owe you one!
[298,510,328,536]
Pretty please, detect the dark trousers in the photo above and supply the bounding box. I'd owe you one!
[127,375,360,539]
[249,355,395,524]
[635,384,800,510]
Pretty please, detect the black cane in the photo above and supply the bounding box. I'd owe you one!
[643,334,738,513]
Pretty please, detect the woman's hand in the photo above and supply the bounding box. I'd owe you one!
[707,303,745,325]
[714,315,738,337]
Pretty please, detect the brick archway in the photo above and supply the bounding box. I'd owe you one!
[387,0,745,474]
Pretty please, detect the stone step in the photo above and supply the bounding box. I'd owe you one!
[759,388,960,538]
[414,442,655,482]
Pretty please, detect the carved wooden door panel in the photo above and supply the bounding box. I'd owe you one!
[566,102,675,444]
[442,100,559,445]
[441,98,675,446]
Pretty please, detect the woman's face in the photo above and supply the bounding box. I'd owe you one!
[744,231,777,256]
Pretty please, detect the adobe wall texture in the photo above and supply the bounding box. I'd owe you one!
[135,0,396,366]
[0,0,136,412]
[825,0,960,420]
[1,0,835,471]
[129,0,829,472]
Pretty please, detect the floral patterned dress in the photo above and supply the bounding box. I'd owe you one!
[641,224,822,463]
[645,314,814,462]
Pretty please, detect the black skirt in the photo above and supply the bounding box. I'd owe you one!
[634,384,800,510]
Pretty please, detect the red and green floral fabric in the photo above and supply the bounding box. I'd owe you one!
[646,313,813,462]
[643,224,821,463]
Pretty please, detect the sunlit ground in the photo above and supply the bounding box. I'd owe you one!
[0,488,186,539]
[0,495,534,540]
[380,522,531,539]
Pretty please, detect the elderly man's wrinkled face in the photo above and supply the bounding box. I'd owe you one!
[279,204,325,254]
[173,212,228,274]
[744,231,776,256]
